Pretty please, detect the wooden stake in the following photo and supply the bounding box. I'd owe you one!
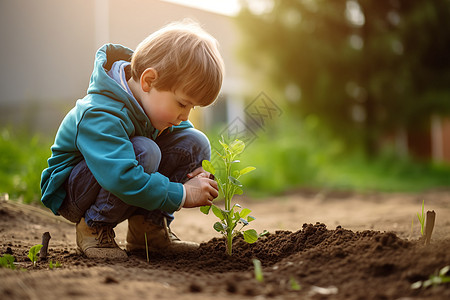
[40,232,51,260]
[424,211,436,246]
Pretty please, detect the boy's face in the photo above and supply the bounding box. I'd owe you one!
[141,88,198,131]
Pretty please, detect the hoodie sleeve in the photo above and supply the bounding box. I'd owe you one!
[76,108,183,213]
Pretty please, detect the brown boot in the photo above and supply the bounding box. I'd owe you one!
[126,215,199,254]
[76,217,128,260]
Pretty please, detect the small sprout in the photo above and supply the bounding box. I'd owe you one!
[28,244,43,267]
[49,260,62,269]
[253,259,264,282]
[259,230,269,238]
[411,265,450,289]
[0,254,16,270]
[289,277,302,291]
[417,199,425,236]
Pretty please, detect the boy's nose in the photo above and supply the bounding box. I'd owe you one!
[179,110,190,121]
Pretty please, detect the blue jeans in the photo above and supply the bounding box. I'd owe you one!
[58,128,211,228]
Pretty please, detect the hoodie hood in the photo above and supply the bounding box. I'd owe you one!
[86,44,156,136]
[87,44,192,138]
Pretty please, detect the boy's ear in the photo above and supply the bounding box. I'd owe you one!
[140,68,158,92]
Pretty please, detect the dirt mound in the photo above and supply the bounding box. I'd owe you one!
[1,195,450,300]
[143,223,449,299]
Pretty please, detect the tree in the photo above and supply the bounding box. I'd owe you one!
[236,0,450,157]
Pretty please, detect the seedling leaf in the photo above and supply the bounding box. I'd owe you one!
[200,205,211,215]
[240,208,251,218]
[247,215,256,222]
[243,229,258,243]
[0,254,16,270]
[228,176,242,187]
[202,160,215,175]
[417,199,426,236]
[213,222,224,232]
[230,140,245,155]
[28,244,43,266]
[240,218,249,226]
[212,205,225,221]
[240,166,256,176]
[49,260,62,269]
[218,138,228,150]
[439,266,450,277]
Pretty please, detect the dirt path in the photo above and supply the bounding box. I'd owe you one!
[1,189,449,299]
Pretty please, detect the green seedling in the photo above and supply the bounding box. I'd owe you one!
[200,137,257,255]
[0,254,16,270]
[252,259,264,282]
[417,199,425,236]
[28,244,43,267]
[289,277,302,291]
[411,265,450,289]
[48,260,62,269]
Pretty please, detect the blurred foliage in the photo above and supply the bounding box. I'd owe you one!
[1,123,448,205]
[236,0,450,156]
[0,127,51,203]
[207,114,450,197]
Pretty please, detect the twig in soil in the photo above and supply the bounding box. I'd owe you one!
[424,210,436,246]
[39,232,51,260]
[144,232,149,263]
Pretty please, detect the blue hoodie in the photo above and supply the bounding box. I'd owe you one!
[40,44,193,215]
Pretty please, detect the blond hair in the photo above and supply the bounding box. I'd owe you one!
[131,20,225,106]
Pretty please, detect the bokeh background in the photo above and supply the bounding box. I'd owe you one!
[1,0,449,204]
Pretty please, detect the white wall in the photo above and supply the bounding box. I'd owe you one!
[0,0,245,133]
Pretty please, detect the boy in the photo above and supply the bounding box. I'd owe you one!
[40,20,223,260]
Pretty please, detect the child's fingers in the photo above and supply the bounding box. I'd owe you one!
[187,167,205,178]
[208,178,219,191]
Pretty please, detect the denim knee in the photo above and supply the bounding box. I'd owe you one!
[180,128,211,160]
[130,136,161,173]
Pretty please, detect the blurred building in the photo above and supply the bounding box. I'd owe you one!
[0,0,246,134]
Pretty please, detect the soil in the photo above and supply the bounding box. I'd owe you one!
[1,189,450,300]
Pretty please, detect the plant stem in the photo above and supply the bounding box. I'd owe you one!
[225,157,231,211]
[226,232,233,256]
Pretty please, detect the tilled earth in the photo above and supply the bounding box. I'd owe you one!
[1,189,449,300]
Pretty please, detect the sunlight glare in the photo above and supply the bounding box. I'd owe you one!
[163,0,241,16]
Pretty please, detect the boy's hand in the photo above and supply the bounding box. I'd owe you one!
[183,176,218,208]
[187,167,213,180]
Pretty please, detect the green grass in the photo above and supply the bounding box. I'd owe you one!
[0,127,51,203]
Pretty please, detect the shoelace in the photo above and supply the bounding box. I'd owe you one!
[162,218,180,242]
[94,227,116,247]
